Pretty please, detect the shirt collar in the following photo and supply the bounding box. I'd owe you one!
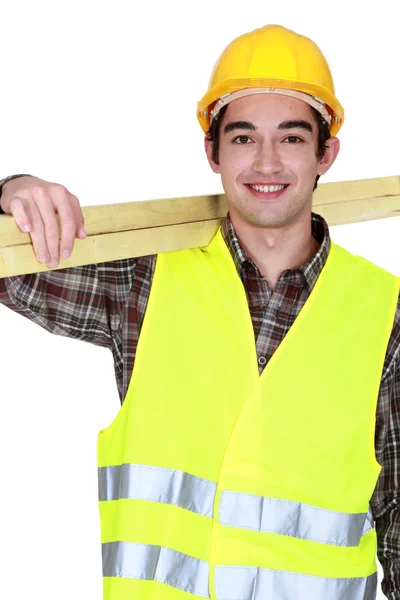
[221,212,331,292]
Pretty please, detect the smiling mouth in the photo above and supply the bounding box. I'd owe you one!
[246,184,289,193]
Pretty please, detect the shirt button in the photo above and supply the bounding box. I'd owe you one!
[258,356,267,366]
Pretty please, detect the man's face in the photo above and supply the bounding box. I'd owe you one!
[205,94,339,229]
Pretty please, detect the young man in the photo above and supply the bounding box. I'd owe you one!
[1,24,399,600]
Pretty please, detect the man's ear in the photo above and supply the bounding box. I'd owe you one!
[204,136,221,174]
[317,136,340,177]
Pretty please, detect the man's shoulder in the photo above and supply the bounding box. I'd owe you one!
[332,241,399,282]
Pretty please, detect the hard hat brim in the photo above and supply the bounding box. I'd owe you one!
[197,78,344,136]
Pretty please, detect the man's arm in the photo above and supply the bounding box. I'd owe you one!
[0,176,134,350]
[373,296,400,600]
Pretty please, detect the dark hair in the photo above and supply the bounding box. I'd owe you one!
[206,103,331,191]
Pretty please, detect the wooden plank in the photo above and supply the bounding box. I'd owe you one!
[0,193,228,248]
[317,194,400,226]
[312,175,400,205]
[0,219,224,277]
[0,176,399,278]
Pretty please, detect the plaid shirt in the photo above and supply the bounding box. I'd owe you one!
[1,200,399,598]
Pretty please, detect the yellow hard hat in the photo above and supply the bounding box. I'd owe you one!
[197,25,344,136]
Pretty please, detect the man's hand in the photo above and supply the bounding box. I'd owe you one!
[0,176,86,269]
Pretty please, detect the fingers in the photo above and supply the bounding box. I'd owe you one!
[24,199,52,264]
[3,179,87,269]
[69,194,87,240]
[31,186,64,267]
[9,196,51,264]
[6,197,33,233]
[52,189,83,263]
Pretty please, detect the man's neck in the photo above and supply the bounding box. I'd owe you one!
[230,213,321,293]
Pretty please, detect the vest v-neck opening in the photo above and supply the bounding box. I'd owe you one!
[219,228,336,389]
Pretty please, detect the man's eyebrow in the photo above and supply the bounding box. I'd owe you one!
[223,121,257,134]
[278,120,313,133]
[223,119,314,135]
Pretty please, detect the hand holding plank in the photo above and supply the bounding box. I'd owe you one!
[0,176,86,269]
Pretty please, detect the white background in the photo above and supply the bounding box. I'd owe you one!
[0,1,399,598]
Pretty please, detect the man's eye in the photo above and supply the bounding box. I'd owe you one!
[233,136,252,144]
[284,136,303,143]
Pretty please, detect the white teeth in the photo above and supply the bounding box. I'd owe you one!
[249,184,286,193]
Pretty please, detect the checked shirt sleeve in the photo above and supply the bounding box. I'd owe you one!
[0,259,136,350]
[372,296,400,600]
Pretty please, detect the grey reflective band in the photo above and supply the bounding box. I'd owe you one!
[98,464,217,517]
[215,566,377,600]
[99,464,375,546]
[219,490,374,547]
[102,542,211,598]
[102,541,377,600]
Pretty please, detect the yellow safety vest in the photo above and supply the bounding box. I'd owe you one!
[98,228,399,600]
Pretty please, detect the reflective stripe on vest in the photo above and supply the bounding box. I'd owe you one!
[102,542,210,598]
[102,541,377,600]
[98,464,374,547]
[219,490,374,547]
[98,463,216,517]
[214,565,378,600]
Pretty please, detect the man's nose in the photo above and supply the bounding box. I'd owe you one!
[252,141,283,173]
